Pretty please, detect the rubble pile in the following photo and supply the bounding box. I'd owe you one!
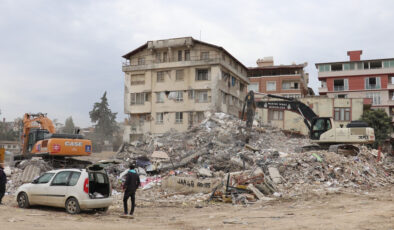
[116,112,309,173]
[113,112,392,201]
[6,159,52,194]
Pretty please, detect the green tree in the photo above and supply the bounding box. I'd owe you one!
[63,116,75,134]
[360,109,392,148]
[89,92,118,141]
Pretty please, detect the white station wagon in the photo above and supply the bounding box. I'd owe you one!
[16,165,113,214]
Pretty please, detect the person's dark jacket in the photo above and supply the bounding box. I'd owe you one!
[0,168,6,186]
[123,170,140,192]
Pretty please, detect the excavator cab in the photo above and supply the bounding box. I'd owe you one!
[27,129,49,152]
[310,118,332,140]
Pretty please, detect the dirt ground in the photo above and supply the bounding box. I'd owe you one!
[1,187,393,230]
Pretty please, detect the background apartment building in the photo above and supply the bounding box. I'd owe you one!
[317,50,394,123]
[122,37,249,142]
[247,57,310,99]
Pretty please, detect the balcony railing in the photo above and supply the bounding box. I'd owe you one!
[123,54,223,67]
[122,54,246,77]
[365,84,381,90]
[334,86,345,91]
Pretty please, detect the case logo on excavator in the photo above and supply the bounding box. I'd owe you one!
[65,141,83,147]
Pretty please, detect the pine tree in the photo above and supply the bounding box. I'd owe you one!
[360,109,392,148]
[89,92,118,140]
[63,116,75,134]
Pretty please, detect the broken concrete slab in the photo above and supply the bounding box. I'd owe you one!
[268,167,282,184]
[162,176,220,194]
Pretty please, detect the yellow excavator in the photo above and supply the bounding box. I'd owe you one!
[15,113,92,167]
[243,94,375,155]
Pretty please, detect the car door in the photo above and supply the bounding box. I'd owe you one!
[47,171,72,207]
[28,173,55,205]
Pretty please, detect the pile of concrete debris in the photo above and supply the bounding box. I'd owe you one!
[116,112,309,173]
[6,159,53,194]
[113,112,392,202]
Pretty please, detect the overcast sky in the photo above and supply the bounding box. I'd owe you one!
[1,0,393,127]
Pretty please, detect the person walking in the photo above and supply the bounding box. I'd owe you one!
[0,163,6,205]
[123,163,140,216]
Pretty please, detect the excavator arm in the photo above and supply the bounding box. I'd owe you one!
[254,94,318,131]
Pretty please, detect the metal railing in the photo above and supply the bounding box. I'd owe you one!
[333,86,345,91]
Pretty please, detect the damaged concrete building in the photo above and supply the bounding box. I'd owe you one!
[122,37,249,142]
[247,57,311,98]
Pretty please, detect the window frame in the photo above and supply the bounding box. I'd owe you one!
[266,81,277,91]
[196,69,209,81]
[156,113,164,124]
[175,112,183,123]
[157,71,165,82]
[176,69,184,81]
[334,107,351,121]
[50,171,72,186]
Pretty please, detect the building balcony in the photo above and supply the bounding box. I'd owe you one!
[319,87,328,93]
[318,66,394,78]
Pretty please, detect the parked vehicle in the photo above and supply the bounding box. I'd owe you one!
[16,165,113,214]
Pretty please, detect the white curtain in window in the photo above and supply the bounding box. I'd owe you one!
[344,79,349,90]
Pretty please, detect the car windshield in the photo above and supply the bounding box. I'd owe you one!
[36,173,55,184]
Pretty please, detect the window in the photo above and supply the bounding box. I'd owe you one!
[157,71,165,82]
[248,83,259,92]
[229,95,233,105]
[68,172,81,186]
[318,64,330,72]
[369,61,382,69]
[130,93,146,105]
[176,69,184,81]
[383,60,394,68]
[36,173,55,184]
[222,92,227,104]
[334,108,350,121]
[130,74,145,85]
[333,79,348,91]
[178,50,182,61]
[266,81,276,91]
[174,91,183,102]
[156,52,161,62]
[201,52,209,60]
[196,69,209,81]
[365,77,381,89]
[268,110,283,120]
[196,112,205,122]
[356,62,363,70]
[282,81,299,89]
[196,91,209,103]
[366,92,381,105]
[156,113,164,124]
[335,94,348,98]
[231,76,236,87]
[137,57,145,65]
[156,92,164,103]
[240,83,245,92]
[331,64,343,71]
[184,50,190,61]
[51,171,71,186]
[188,90,194,99]
[163,52,168,62]
[175,112,183,123]
[364,62,369,69]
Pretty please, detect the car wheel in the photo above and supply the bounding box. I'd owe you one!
[17,192,30,208]
[65,197,81,214]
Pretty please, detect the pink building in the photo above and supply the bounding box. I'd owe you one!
[316,50,394,123]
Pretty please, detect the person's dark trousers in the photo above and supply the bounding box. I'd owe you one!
[0,185,5,204]
[123,191,136,215]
